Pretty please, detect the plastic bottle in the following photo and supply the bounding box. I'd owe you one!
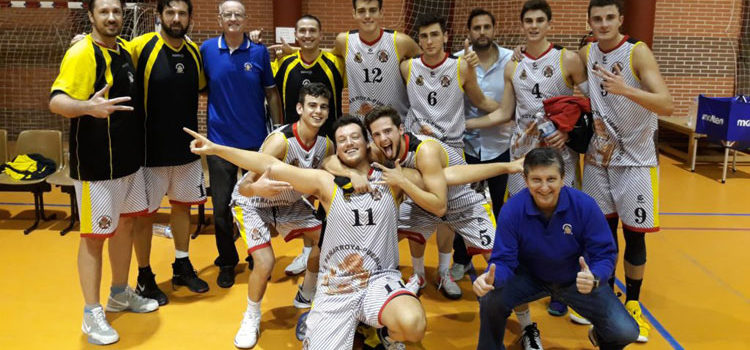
[152,224,173,239]
[535,111,570,160]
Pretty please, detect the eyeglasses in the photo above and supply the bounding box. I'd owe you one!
[220,12,245,20]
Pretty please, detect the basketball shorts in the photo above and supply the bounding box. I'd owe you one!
[398,199,496,255]
[506,153,581,199]
[582,164,659,232]
[303,271,416,350]
[231,199,322,254]
[74,167,148,237]
[143,159,206,213]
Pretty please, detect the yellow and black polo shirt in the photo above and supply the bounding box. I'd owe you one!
[130,32,205,167]
[51,34,143,181]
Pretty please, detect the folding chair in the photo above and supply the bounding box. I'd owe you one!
[0,130,62,234]
[46,152,78,235]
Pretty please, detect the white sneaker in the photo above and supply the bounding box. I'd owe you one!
[106,286,159,313]
[436,269,462,300]
[405,273,426,295]
[293,284,312,309]
[449,262,471,281]
[377,327,406,350]
[82,306,119,345]
[234,310,260,348]
[520,323,543,350]
[285,251,309,276]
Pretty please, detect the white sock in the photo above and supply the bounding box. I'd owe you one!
[247,297,261,315]
[515,309,532,328]
[438,252,452,275]
[302,271,318,299]
[175,250,189,259]
[411,256,425,276]
[302,246,312,256]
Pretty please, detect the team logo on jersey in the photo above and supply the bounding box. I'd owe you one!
[244,62,253,71]
[250,228,262,241]
[377,50,389,63]
[415,75,424,86]
[532,61,538,70]
[175,63,185,74]
[440,75,451,87]
[97,215,112,230]
[354,52,363,63]
[612,62,624,74]
[370,187,383,201]
[520,69,527,80]
[357,102,374,117]
[321,252,375,295]
[302,79,311,86]
[562,223,573,235]
[543,65,554,78]
[636,195,645,204]
[368,47,373,54]
[602,55,608,63]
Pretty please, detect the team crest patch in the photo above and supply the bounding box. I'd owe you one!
[440,75,451,87]
[354,52,363,63]
[415,75,424,86]
[97,215,112,230]
[244,62,253,71]
[250,228,262,241]
[602,55,608,63]
[302,79,311,85]
[611,62,624,74]
[378,50,389,63]
[562,223,573,235]
[532,61,538,70]
[636,194,645,204]
[175,63,184,74]
[520,69,527,80]
[357,102,373,116]
[543,65,553,78]
[370,187,382,201]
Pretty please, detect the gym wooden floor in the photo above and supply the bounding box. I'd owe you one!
[0,153,748,349]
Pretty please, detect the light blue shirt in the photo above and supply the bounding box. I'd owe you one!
[455,43,514,160]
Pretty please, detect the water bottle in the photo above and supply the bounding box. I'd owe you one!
[152,224,173,239]
[535,112,570,160]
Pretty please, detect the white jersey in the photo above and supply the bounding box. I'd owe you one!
[398,132,485,212]
[232,123,331,208]
[319,169,400,295]
[346,29,409,119]
[404,54,465,148]
[585,37,658,167]
[510,44,575,161]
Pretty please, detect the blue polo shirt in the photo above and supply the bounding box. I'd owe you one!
[201,34,275,149]
[455,43,514,160]
[489,186,616,287]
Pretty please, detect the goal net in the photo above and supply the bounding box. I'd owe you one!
[0,2,157,141]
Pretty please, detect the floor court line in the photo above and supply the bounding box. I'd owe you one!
[614,278,684,350]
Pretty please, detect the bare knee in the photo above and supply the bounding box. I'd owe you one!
[252,249,275,277]
[395,311,426,342]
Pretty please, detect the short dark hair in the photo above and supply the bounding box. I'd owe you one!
[332,115,370,145]
[352,0,382,10]
[298,82,331,104]
[415,13,447,33]
[158,0,193,16]
[588,0,624,17]
[523,147,565,178]
[520,0,552,22]
[87,0,125,13]
[296,14,321,31]
[466,8,496,30]
[364,105,401,131]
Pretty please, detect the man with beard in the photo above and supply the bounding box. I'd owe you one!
[129,0,209,305]
[50,0,159,344]
[450,8,514,282]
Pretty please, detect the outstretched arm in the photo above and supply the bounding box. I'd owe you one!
[462,58,500,113]
[185,128,332,200]
[443,158,524,186]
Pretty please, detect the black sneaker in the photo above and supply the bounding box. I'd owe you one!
[520,323,543,350]
[217,266,236,288]
[172,258,209,293]
[136,270,168,306]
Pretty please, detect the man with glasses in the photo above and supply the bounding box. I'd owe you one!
[200,0,283,288]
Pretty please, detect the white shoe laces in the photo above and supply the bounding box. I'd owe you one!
[90,307,111,331]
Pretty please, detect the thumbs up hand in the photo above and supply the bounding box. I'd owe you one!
[472,263,496,297]
[576,256,596,294]
[463,38,480,68]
